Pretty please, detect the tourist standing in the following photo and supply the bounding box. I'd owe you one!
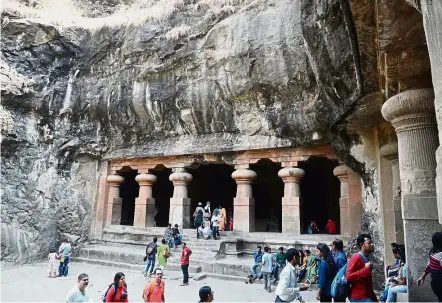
[156,239,170,270]
[211,210,221,240]
[47,248,59,278]
[195,210,204,239]
[219,205,227,231]
[251,246,263,280]
[332,239,347,270]
[316,243,337,302]
[163,224,173,247]
[143,268,165,303]
[199,286,214,302]
[59,239,72,277]
[346,233,377,302]
[261,247,274,292]
[65,273,90,303]
[105,272,128,302]
[417,231,442,301]
[203,209,211,239]
[180,242,192,286]
[273,247,286,282]
[274,248,308,302]
[305,250,318,284]
[325,219,337,234]
[144,237,158,277]
[297,251,307,282]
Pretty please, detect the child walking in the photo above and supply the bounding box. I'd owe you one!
[47,248,59,278]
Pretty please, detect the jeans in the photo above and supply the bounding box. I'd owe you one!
[181,264,189,284]
[212,226,219,239]
[172,235,182,248]
[196,224,201,239]
[275,296,287,302]
[431,276,442,302]
[349,298,373,302]
[251,263,262,278]
[263,272,272,291]
[320,294,332,302]
[58,256,69,276]
[386,285,407,302]
[145,255,155,273]
[273,264,285,280]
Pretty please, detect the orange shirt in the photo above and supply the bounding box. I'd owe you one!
[143,280,165,303]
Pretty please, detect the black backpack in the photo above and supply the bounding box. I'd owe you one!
[194,212,203,227]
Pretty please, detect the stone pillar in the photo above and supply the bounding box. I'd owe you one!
[105,175,124,226]
[382,88,441,301]
[333,164,351,237]
[169,169,192,229]
[134,173,157,228]
[232,168,257,233]
[380,142,404,244]
[278,167,305,235]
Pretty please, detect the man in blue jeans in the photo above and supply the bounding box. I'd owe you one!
[144,237,158,277]
[251,246,263,280]
[59,239,72,277]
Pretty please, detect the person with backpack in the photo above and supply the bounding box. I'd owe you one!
[144,237,158,277]
[332,239,347,271]
[346,233,377,302]
[156,239,170,271]
[194,210,203,239]
[316,243,337,302]
[142,268,165,303]
[104,272,128,302]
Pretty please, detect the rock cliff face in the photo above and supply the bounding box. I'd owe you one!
[0,0,396,264]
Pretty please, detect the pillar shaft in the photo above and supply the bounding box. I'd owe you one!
[105,175,124,226]
[278,167,305,235]
[232,169,257,233]
[134,173,157,228]
[333,165,351,237]
[169,170,192,229]
[382,88,441,301]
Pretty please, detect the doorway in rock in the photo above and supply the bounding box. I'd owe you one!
[152,166,173,227]
[188,163,236,229]
[251,159,284,232]
[298,157,340,234]
[118,167,139,226]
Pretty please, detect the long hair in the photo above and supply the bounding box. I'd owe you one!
[430,232,442,255]
[110,272,125,300]
[317,243,336,273]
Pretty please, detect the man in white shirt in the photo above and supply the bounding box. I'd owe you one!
[65,273,91,303]
[275,248,308,302]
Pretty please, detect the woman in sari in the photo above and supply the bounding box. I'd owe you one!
[219,205,227,231]
[305,249,319,284]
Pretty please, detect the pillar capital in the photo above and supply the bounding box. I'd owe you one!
[278,167,305,183]
[380,142,399,164]
[135,173,157,186]
[381,88,436,132]
[106,175,124,186]
[232,169,257,184]
[169,171,193,185]
[333,164,349,182]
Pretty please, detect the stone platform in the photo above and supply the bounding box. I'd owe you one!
[76,226,349,279]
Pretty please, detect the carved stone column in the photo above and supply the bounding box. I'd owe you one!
[105,175,124,225]
[382,88,441,301]
[134,173,157,228]
[232,168,257,233]
[169,169,193,229]
[380,142,404,244]
[333,164,351,237]
[278,167,305,235]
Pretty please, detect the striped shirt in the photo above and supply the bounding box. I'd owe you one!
[424,252,442,278]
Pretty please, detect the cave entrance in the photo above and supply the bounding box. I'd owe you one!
[152,166,173,227]
[118,167,139,226]
[188,163,236,229]
[298,157,340,234]
[251,159,284,232]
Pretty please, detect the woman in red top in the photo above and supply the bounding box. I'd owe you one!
[105,272,128,302]
[418,232,442,301]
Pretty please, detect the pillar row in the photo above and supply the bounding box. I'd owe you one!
[382,88,441,301]
[333,164,351,237]
[278,167,304,235]
[105,175,124,226]
[134,173,157,228]
[379,142,404,244]
[169,169,192,229]
[232,168,257,233]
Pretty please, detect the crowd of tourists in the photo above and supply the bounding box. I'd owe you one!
[60,231,442,302]
[193,202,230,240]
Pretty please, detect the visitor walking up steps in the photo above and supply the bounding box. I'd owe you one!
[143,268,165,303]
[143,237,158,277]
[180,242,192,286]
[274,248,309,302]
[156,239,169,271]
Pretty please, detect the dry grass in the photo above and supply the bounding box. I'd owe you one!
[165,25,191,41]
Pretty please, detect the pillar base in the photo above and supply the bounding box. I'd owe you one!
[281,197,300,235]
[134,198,155,228]
[233,198,255,233]
[169,198,191,229]
[107,197,122,225]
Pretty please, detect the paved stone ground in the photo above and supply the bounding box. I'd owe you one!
[1,262,317,302]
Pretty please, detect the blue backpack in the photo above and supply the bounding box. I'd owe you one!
[331,252,368,298]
